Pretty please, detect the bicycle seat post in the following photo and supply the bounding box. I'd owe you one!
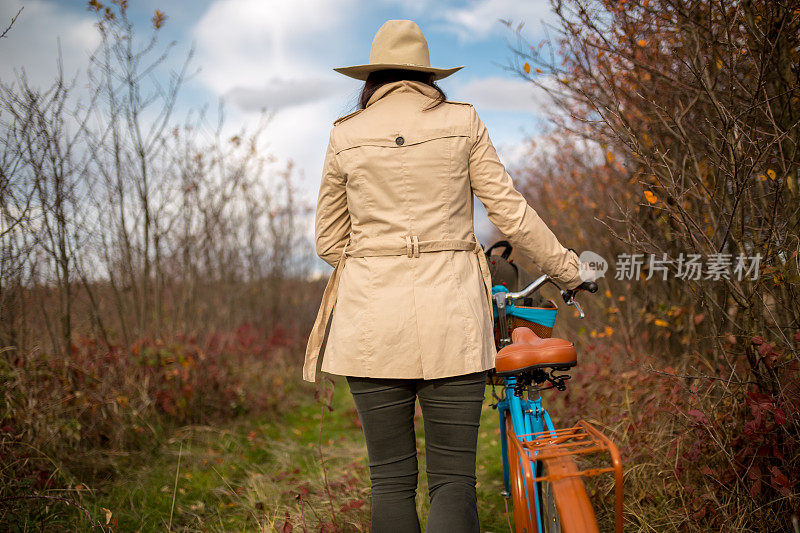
[527,384,540,401]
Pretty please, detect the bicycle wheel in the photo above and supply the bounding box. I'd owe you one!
[537,459,561,532]
[505,415,536,532]
[504,415,599,533]
[537,455,598,532]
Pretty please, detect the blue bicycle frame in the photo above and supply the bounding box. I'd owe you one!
[493,284,559,532]
[489,277,619,533]
[497,376,558,531]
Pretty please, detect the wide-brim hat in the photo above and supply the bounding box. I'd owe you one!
[334,20,463,81]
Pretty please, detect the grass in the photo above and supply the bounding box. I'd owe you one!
[6,338,795,531]
[71,379,370,531]
[3,376,543,531]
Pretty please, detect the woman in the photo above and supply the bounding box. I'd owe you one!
[303,20,585,532]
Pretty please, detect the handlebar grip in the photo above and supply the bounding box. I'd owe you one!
[580,280,599,293]
[561,280,598,304]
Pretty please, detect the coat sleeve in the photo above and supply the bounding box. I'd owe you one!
[315,129,351,268]
[467,107,583,289]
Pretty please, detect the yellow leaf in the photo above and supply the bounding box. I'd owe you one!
[644,190,658,204]
[523,63,531,74]
[654,319,669,327]
[606,151,615,164]
[604,290,612,298]
[637,39,647,47]
[767,169,776,180]
[535,67,543,74]
[604,326,614,336]
[152,9,167,29]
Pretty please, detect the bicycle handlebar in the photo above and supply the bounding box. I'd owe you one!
[506,274,553,300]
[508,277,597,300]
[503,276,598,319]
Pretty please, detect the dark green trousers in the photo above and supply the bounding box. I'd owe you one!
[346,371,487,533]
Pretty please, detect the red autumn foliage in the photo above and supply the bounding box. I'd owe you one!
[549,331,800,530]
[0,322,303,495]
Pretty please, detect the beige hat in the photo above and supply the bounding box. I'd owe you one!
[334,20,463,81]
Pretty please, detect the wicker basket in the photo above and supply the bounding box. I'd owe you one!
[488,300,558,385]
[493,300,557,349]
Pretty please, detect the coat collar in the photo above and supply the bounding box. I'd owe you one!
[365,79,441,108]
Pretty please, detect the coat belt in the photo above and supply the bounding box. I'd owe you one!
[302,234,492,382]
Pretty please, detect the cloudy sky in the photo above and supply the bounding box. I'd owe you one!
[1,0,559,242]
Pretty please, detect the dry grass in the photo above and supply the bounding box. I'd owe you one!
[551,337,798,532]
[0,325,304,529]
[3,326,797,531]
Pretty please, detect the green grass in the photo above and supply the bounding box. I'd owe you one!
[74,379,371,531]
[5,379,538,531]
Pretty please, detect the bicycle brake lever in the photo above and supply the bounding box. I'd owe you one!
[561,290,585,319]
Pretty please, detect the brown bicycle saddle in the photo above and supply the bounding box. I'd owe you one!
[495,327,577,375]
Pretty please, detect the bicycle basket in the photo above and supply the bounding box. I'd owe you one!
[492,285,558,349]
[493,301,558,348]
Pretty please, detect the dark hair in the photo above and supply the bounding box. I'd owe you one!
[359,69,446,110]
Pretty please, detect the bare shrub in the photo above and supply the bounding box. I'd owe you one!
[504,0,799,529]
[0,2,318,524]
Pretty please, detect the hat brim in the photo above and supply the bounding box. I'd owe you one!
[333,63,463,81]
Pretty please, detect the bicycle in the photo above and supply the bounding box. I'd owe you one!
[488,264,624,532]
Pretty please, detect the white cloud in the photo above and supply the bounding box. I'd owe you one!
[496,139,537,170]
[500,131,606,175]
[191,0,363,201]
[439,0,554,41]
[260,98,351,184]
[455,75,554,115]
[192,0,358,187]
[192,0,357,96]
[374,0,434,17]
[0,1,99,89]
[224,76,352,112]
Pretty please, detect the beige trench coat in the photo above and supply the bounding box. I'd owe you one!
[303,79,582,382]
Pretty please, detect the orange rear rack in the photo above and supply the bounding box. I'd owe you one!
[511,420,624,533]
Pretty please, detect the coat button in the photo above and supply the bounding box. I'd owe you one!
[395,136,405,146]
